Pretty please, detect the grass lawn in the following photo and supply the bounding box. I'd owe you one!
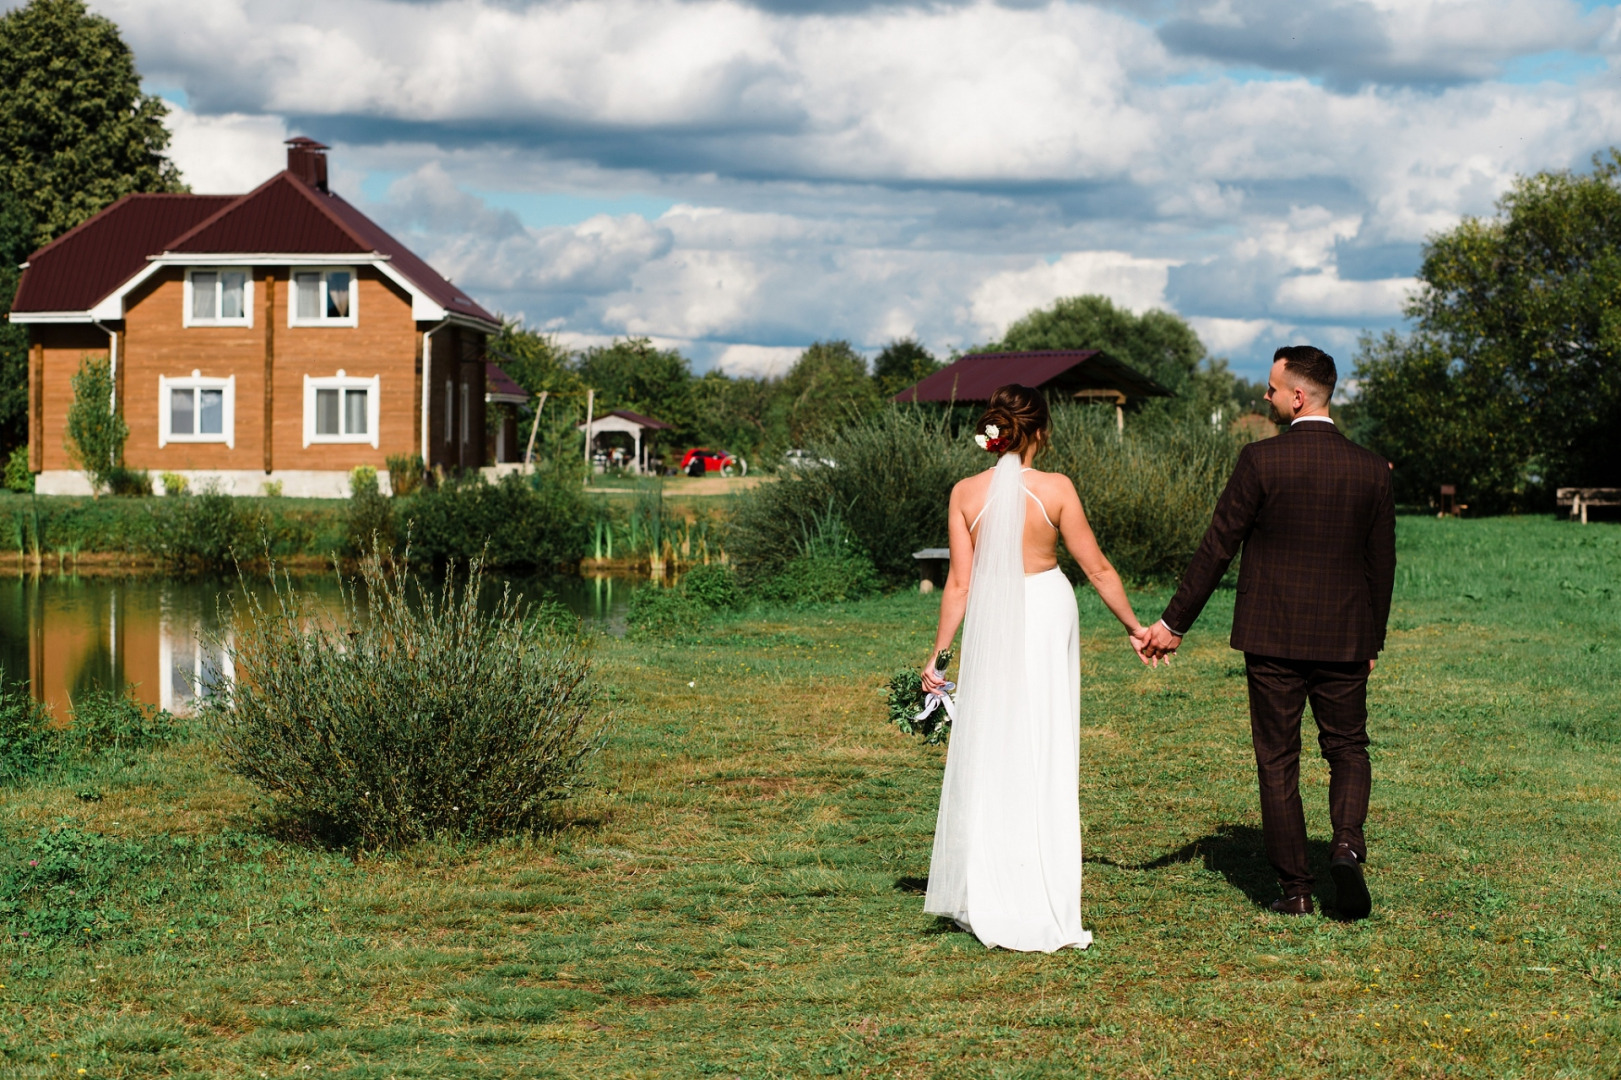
[2,516,1618,1078]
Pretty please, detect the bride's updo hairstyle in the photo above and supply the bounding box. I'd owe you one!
[977,384,1050,456]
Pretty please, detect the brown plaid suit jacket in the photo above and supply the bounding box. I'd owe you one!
[1160,421,1396,662]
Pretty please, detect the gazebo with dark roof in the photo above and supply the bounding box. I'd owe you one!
[893,349,1173,430]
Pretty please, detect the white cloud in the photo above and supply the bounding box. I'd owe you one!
[95,0,1621,376]
[969,252,1179,339]
[713,344,803,378]
[164,106,288,193]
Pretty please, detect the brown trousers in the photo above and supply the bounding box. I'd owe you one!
[1244,653,1372,896]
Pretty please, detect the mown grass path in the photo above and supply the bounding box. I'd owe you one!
[1,517,1618,1077]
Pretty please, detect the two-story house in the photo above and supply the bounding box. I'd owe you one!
[10,138,508,496]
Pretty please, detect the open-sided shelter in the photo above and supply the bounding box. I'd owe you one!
[893,349,1173,430]
[578,409,673,474]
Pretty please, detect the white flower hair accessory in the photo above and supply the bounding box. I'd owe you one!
[973,423,1008,452]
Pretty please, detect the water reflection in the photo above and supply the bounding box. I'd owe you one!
[0,572,646,719]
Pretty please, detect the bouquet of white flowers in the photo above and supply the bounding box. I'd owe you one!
[886,650,954,745]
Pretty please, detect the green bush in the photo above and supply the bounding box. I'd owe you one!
[625,563,746,640]
[681,563,743,610]
[67,688,180,754]
[730,404,1241,587]
[0,672,59,784]
[1043,406,1241,582]
[754,551,880,606]
[4,447,32,493]
[144,484,253,572]
[205,553,602,848]
[158,471,188,496]
[105,466,151,497]
[729,407,978,586]
[345,466,394,557]
[625,586,712,641]
[401,469,589,572]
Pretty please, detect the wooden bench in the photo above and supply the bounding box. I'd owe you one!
[1557,488,1621,524]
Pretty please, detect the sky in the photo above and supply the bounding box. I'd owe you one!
[75,0,1621,379]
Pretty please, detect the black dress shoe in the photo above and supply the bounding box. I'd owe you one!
[1269,894,1313,916]
[1330,844,1371,920]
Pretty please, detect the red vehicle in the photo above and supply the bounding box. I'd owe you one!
[677,448,746,477]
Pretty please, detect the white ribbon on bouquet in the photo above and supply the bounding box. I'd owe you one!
[915,680,957,725]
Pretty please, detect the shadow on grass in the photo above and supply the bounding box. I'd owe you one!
[1091,824,1351,917]
[242,802,612,855]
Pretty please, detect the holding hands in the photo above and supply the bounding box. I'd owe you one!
[1134,621,1182,667]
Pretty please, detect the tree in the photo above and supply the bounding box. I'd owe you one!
[780,340,880,445]
[872,337,941,400]
[65,354,126,492]
[0,182,32,455]
[576,337,698,443]
[0,0,184,249]
[490,319,581,398]
[690,370,787,462]
[1353,150,1621,508]
[991,295,1205,395]
[0,0,186,455]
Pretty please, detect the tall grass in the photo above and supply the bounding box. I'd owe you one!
[729,404,1243,586]
[205,553,602,848]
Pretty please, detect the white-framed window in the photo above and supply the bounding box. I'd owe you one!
[304,370,380,447]
[289,267,357,327]
[159,371,235,448]
[183,269,252,327]
[444,380,453,443]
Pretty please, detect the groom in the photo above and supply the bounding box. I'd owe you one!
[1142,346,1395,919]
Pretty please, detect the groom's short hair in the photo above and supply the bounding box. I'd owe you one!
[1274,345,1337,398]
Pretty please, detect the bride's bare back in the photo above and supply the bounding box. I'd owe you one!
[949,463,1095,576]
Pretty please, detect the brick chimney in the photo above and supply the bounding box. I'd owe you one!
[285,137,329,192]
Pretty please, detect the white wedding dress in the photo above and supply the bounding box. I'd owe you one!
[924,452,1092,952]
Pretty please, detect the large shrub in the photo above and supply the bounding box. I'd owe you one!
[1044,406,1242,582]
[401,468,589,572]
[205,554,601,848]
[625,563,743,641]
[729,407,979,586]
[65,355,127,493]
[729,404,1241,587]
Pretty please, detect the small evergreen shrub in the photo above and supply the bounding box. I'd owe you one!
[206,553,602,848]
[4,447,33,493]
[345,466,394,556]
[159,471,189,496]
[0,673,59,785]
[68,689,181,753]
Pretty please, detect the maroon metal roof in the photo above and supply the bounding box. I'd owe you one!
[893,349,1173,403]
[11,168,500,327]
[11,194,234,313]
[168,172,370,255]
[485,361,529,401]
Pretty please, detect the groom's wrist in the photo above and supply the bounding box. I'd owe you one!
[1158,618,1185,638]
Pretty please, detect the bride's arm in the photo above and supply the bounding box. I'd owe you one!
[921,483,973,691]
[1053,477,1146,640]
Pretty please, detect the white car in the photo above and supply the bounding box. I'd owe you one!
[780,449,836,470]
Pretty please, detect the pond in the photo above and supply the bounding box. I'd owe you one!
[0,571,650,719]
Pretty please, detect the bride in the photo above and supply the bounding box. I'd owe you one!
[921,384,1150,952]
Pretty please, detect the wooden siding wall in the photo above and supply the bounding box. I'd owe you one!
[31,267,450,473]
